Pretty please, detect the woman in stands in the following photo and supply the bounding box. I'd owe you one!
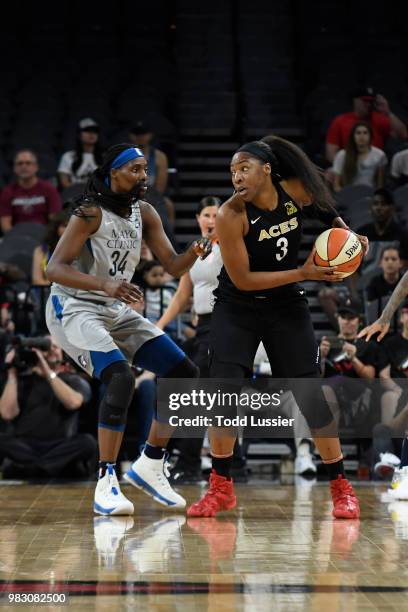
[58,118,103,189]
[333,121,387,192]
[187,136,368,519]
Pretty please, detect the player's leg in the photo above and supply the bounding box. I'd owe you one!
[188,299,259,517]
[261,297,360,519]
[46,296,135,515]
[121,332,199,508]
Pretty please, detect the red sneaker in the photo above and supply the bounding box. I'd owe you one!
[330,476,360,519]
[187,470,237,517]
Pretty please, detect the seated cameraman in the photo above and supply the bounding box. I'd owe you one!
[0,336,96,479]
[320,303,378,471]
[373,304,408,478]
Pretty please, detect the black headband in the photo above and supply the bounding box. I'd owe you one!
[236,142,282,182]
[237,142,272,164]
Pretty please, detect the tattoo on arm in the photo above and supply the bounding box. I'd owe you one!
[380,271,408,323]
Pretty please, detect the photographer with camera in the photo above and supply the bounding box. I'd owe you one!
[0,336,96,479]
[320,303,379,474]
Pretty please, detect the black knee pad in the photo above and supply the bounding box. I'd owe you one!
[293,383,335,430]
[99,361,135,431]
[164,356,199,379]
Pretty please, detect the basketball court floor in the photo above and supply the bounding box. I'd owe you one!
[0,478,407,610]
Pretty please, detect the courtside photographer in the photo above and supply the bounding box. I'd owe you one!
[0,335,96,479]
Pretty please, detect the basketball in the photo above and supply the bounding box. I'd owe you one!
[313,228,363,277]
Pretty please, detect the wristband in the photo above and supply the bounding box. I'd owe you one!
[48,371,57,380]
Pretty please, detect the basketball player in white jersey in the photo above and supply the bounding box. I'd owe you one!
[46,144,211,516]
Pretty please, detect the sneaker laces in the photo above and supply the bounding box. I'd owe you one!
[107,465,120,496]
[331,478,354,504]
[194,474,226,511]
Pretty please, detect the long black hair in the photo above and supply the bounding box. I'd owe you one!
[238,136,335,211]
[196,196,221,215]
[43,209,71,252]
[72,132,103,175]
[342,121,373,186]
[72,143,141,219]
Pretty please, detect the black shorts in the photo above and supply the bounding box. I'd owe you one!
[209,296,320,378]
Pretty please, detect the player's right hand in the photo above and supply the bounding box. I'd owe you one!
[358,319,389,342]
[101,279,144,304]
[301,249,344,282]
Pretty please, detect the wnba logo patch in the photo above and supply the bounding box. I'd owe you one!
[284,201,297,215]
[78,354,88,368]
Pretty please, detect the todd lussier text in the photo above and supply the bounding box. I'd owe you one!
[168,415,295,427]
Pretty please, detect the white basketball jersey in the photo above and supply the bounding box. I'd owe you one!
[52,202,142,303]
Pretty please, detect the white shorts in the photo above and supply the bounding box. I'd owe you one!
[46,293,163,377]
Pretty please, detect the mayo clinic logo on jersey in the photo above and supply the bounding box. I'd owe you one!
[78,354,88,369]
[284,201,298,216]
[258,217,299,241]
[107,227,140,249]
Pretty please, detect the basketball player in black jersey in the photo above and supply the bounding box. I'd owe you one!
[187,137,369,519]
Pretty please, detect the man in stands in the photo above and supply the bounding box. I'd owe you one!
[128,120,169,195]
[326,87,407,163]
[0,150,62,233]
[356,189,408,266]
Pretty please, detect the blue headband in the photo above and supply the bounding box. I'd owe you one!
[111,147,144,169]
[105,147,145,186]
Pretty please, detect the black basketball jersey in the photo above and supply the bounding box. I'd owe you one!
[216,183,304,302]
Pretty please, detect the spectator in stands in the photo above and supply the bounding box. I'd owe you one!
[326,87,407,163]
[0,150,62,233]
[128,121,176,229]
[139,260,177,338]
[320,303,378,471]
[373,305,408,477]
[366,247,402,302]
[129,120,169,194]
[0,337,96,479]
[333,122,387,192]
[58,118,103,189]
[356,189,408,265]
[31,210,70,286]
[390,149,408,187]
[0,262,25,341]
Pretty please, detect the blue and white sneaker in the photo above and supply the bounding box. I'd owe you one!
[124,453,186,509]
[94,464,134,515]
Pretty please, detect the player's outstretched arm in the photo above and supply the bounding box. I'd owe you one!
[46,208,143,304]
[141,202,211,277]
[359,270,408,341]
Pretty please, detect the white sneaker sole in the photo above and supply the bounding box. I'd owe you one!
[124,468,186,509]
[93,501,134,516]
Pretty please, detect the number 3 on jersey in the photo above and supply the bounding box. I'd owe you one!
[276,237,288,261]
[109,250,130,276]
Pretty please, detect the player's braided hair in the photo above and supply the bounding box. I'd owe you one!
[238,137,336,213]
[71,143,141,219]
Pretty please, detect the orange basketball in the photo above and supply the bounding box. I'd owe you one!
[313,228,363,278]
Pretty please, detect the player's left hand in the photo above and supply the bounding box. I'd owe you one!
[191,237,212,260]
[356,233,369,256]
[358,319,390,342]
[343,342,357,360]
